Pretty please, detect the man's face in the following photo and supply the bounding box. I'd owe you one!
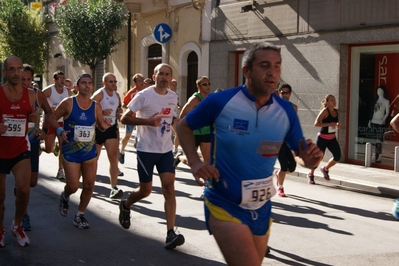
[170,81,177,92]
[197,79,211,95]
[243,49,281,97]
[279,88,291,100]
[153,66,172,89]
[134,76,145,91]
[103,74,117,91]
[77,77,94,96]
[64,80,72,90]
[54,74,65,87]
[21,70,33,88]
[3,58,23,86]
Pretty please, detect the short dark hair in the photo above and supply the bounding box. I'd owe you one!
[75,73,92,85]
[23,64,34,77]
[242,42,281,71]
[53,70,64,80]
[279,83,292,93]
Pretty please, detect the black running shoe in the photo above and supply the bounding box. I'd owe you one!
[165,229,185,249]
[119,200,131,229]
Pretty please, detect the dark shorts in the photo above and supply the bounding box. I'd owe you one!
[30,142,40,173]
[136,151,175,183]
[194,134,211,147]
[0,151,31,174]
[95,124,118,145]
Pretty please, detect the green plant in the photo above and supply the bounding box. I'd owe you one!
[0,0,49,74]
[54,0,129,77]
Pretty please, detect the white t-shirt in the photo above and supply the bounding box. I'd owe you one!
[127,86,178,153]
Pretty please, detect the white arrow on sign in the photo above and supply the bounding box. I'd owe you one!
[158,25,170,42]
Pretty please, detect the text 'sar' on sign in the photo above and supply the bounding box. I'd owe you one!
[154,23,172,43]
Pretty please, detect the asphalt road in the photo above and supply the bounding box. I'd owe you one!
[1,148,398,265]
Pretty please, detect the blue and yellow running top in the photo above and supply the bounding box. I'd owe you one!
[62,96,97,162]
[185,85,305,206]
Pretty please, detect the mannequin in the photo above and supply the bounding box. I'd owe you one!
[368,86,389,162]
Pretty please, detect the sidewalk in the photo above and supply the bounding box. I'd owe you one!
[118,126,399,198]
[288,161,399,198]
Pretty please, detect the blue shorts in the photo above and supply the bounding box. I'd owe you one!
[204,189,272,236]
[136,151,175,183]
[63,147,97,164]
[125,124,134,134]
[0,151,31,174]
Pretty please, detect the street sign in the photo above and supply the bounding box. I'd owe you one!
[153,23,172,43]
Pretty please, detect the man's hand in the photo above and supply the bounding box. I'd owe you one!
[29,108,40,123]
[0,119,7,135]
[190,160,220,186]
[148,113,162,127]
[297,139,324,169]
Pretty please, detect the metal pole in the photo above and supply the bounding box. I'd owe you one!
[395,146,399,172]
[365,142,371,167]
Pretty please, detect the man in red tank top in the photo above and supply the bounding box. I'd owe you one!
[0,56,37,247]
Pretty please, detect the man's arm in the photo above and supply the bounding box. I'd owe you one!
[48,98,71,142]
[177,118,220,186]
[121,109,161,127]
[390,113,399,132]
[179,96,200,119]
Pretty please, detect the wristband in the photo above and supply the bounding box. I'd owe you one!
[56,127,64,136]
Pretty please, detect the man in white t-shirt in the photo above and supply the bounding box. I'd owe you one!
[119,63,184,250]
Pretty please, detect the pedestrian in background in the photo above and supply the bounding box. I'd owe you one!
[177,42,323,265]
[42,70,71,180]
[49,74,110,229]
[275,83,298,197]
[307,94,341,184]
[119,73,145,162]
[21,64,52,231]
[0,56,38,247]
[119,63,185,250]
[91,73,124,199]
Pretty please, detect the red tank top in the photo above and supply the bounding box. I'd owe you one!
[0,85,32,159]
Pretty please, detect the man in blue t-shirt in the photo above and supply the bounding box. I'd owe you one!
[178,42,323,265]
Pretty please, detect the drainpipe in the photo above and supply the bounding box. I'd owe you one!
[127,12,132,91]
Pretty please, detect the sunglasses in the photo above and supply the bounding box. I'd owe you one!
[200,83,211,86]
[107,80,117,84]
[280,91,290,95]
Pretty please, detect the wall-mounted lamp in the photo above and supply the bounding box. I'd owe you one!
[54,53,62,58]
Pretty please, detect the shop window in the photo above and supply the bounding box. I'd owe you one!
[349,43,399,167]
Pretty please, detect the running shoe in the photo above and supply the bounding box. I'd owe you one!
[56,168,65,180]
[265,246,271,257]
[22,214,31,231]
[165,229,185,249]
[119,200,131,229]
[59,192,69,217]
[320,167,330,181]
[307,173,316,185]
[73,214,90,229]
[119,152,125,164]
[0,228,5,248]
[277,187,287,197]
[110,187,123,199]
[173,151,182,169]
[10,223,30,247]
[118,169,124,177]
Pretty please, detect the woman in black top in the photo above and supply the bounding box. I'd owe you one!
[307,94,341,184]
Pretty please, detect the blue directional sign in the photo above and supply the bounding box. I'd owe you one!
[154,23,172,43]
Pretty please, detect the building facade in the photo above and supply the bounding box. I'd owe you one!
[44,0,399,169]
